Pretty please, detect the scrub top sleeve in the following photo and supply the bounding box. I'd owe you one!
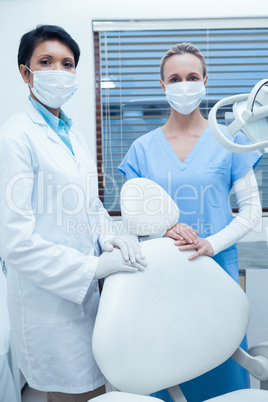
[231,132,263,183]
[118,143,142,179]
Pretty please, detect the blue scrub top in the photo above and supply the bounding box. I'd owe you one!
[119,125,261,238]
[118,125,262,281]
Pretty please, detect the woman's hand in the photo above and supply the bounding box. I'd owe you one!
[176,237,214,261]
[165,223,198,245]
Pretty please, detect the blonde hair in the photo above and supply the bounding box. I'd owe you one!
[160,42,207,81]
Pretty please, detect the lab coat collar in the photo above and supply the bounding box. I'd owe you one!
[24,99,76,159]
[25,98,48,126]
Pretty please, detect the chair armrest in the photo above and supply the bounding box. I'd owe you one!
[249,341,268,359]
[249,341,268,390]
[232,346,268,389]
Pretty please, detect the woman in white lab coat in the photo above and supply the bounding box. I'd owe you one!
[0,25,146,402]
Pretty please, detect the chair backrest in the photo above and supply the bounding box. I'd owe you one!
[92,237,250,395]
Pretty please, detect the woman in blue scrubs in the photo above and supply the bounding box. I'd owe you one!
[118,43,262,401]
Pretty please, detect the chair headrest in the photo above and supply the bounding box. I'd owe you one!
[120,178,180,236]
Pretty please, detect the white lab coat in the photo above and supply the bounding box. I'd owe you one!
[0,266,19,402]
[0,100,113,393]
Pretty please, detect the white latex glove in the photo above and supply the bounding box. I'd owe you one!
[94,248,147,280]
[103,235,146,264]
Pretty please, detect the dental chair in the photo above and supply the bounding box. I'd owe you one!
[90,178,268,402]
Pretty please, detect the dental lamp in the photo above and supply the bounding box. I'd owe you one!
[208,79,268,153]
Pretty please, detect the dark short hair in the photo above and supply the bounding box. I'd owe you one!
[17,24,80,69]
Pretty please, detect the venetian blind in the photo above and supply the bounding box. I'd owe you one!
[94,23,268,213]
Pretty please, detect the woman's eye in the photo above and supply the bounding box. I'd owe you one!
[189,76,200,81]
[40,60,50,65]
[64,62,74,68]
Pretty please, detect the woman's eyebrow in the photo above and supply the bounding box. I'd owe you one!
[35,54,75,61]
[168,73,180,79]
[187,71,201,76]
[35,53,53,60]
[38,53,53,57]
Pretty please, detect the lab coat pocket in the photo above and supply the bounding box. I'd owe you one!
[206,163,229,208]
[23,282,85,324]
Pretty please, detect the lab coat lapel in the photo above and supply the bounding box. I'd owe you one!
[24,99,75,159]
[46,125,75,159]
[69,129,99,199]
[24,99,48,128]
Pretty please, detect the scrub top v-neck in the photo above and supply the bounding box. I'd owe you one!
[158,126,210,171]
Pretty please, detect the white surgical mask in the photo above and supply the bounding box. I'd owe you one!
[164,81,206,115]
[25,66,78,108]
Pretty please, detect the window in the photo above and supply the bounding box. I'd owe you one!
[93,19,268,214]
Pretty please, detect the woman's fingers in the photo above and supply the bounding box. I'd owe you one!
[168,223,198,244]
[188,250,203,261]
[177,225,198,244]
[165,228,184,241]
[174,239,187,246]
[178,238,214,261]
[178,244,197,251]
